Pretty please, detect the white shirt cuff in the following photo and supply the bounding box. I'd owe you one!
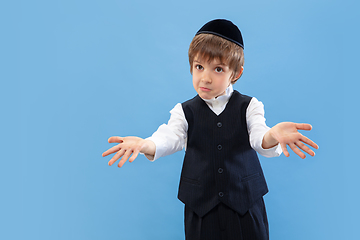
[252,129,282,158]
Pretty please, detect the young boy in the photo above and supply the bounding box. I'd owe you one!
[102,19,318,240]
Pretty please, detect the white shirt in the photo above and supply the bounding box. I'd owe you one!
[146,84,282,161]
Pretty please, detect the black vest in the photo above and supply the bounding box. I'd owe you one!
[178,90,268,217]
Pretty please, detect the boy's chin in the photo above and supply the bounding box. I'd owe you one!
[198,93,213,100]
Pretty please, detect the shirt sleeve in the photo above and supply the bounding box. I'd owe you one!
[145,103,188,161]
[246,97,282,158]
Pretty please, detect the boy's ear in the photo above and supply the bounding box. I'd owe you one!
[235,66,244,79]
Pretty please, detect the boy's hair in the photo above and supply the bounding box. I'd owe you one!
[188,33,245,84]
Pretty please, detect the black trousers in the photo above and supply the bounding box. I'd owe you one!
[184,198,269,240]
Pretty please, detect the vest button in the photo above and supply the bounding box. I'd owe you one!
[219,192,224,197]
[217,122,222,127]
[218,168,223,173]
[217,145,222,150]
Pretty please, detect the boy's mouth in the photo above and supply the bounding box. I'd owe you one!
[200,87,211,92]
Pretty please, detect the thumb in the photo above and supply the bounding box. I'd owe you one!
[296,123,312,131]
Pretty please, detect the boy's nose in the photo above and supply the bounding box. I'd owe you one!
[200,71,211,83]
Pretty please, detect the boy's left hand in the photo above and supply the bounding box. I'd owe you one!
[262,122,319,159]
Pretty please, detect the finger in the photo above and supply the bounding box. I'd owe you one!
[129,149,140,163]
[295,123,312,131]
[108,149,125,166]
[289,143,306,159]
[280,143,290,157]
[118,150,133,168]
[296,141,315,157]
[108,136,124,143]
[102,144,122,157]
[300,135,319,150]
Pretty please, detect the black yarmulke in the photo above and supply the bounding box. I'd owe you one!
[196,19,244,49]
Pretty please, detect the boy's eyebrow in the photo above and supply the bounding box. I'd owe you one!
[194,59,227,66]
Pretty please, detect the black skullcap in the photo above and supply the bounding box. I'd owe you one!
[196,19,244,49]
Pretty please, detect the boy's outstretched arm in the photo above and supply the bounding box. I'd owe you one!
[102,136,156,167]
[262,122,319,159]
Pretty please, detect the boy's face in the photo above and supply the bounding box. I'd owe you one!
[192,56,235,99]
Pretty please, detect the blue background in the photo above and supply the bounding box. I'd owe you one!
[0,0,358,239]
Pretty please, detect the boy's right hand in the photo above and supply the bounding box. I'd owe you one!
[102,136,156,168]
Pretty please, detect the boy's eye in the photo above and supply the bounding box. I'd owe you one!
[196,65,204,70]
[215,67,223,73]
